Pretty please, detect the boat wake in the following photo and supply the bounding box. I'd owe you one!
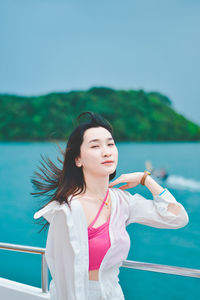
[155,175,200,192]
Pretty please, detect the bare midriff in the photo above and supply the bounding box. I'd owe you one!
[89,269,99,280]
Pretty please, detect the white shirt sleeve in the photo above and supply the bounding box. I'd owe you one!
[124,188,189,229]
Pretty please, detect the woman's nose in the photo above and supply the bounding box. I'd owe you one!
[102,146,112,156]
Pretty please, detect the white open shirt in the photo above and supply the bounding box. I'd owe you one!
[34,187,189,300]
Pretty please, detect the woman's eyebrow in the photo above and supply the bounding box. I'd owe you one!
[88,137,114,144]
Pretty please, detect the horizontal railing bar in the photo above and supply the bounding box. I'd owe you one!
[122,260,200,278]
[1,242,200,280]
[0,242,48,293]
[0,242,45,254]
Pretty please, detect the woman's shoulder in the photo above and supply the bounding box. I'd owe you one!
[109,187,132,203]
[110,187,130,196]
[110,187,142,201]
[33,199,71,222]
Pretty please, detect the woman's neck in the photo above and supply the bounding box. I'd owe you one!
[82,172,110,200]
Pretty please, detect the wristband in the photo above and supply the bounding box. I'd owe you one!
[140,171,151,186]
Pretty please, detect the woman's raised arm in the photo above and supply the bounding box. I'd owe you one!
[109,172,189,229]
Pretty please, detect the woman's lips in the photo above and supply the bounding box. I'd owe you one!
[102,161,114,165]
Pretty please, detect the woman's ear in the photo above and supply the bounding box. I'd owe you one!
[75,157,82,168]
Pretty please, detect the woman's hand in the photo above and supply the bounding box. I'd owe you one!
[109,172,143,190]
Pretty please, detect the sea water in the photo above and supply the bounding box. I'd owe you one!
[0,142,199,300]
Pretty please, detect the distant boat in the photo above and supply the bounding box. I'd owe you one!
[145,160,169,182]
[145,160,200,192]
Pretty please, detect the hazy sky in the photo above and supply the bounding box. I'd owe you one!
[0,0,200,124]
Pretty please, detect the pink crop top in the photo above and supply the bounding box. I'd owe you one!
[88,189,111,271]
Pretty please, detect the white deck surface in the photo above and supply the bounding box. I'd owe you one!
[0,277,50,300]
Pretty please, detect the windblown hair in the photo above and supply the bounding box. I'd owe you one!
[31,111,116,232]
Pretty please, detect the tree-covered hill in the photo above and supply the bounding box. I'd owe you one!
[0,87,199,141]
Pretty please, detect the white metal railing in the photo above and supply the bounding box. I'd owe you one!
[0,243,48,293]
[122,260,200,278]
[1,242,200,295]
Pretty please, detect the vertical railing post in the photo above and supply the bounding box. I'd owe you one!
[41,253,48,293]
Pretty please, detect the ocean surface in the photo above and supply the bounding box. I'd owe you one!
[0,142,200,300]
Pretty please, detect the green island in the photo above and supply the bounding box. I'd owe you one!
[0,87,199,141]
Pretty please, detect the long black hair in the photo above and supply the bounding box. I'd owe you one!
[31,111,116,231]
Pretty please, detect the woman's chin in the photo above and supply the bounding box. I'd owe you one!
[88,165,116,177]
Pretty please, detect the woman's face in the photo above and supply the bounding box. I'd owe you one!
[75,127,118,178]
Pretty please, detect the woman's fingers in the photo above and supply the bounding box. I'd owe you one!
[109,173,137,188]
[109,173,140,189]
[118,184,129,190]
[109,176,125,187]
[108,181,118,187]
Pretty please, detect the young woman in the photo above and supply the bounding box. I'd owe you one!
[32,111,189,300]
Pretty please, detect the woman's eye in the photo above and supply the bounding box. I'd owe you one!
[91,143,114,148]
